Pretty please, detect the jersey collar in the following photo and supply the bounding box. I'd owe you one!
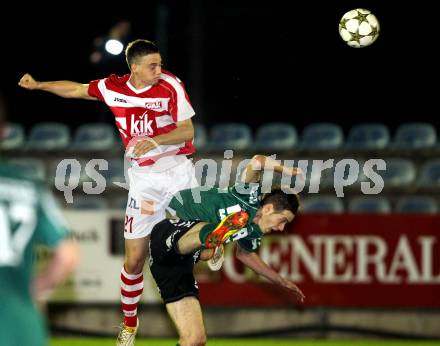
[126,79,153,94]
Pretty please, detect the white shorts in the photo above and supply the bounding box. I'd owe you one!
[123,156,198,239]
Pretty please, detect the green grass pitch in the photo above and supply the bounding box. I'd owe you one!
[51,338,439,346]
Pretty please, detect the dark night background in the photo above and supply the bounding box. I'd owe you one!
[1,0,438,135]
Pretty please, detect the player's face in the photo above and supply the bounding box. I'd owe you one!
[132,53,162,86]
[258,204,295,234]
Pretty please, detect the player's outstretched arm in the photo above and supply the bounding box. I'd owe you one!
[18,73,97,100]
[235,244,305,302]
[32,239,79,299]
[241,154,304,183]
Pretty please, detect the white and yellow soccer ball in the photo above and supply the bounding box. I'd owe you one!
[339,8,380,48]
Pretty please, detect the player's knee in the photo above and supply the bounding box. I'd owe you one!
[125,253,146,273]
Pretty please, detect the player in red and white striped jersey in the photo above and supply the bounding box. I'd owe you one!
[19,39,199,346]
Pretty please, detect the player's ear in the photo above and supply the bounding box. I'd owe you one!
[262,203,274,214]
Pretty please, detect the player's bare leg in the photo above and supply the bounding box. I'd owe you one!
[166,297,207,346]
[176,222,208,254]
[125,236,150,274]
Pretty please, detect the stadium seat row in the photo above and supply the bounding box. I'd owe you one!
[62,194,439,214]
[0,122,119,152]
[1,121,438,153]
[302,195,438,214]
[195,122,439,152]
[6,157,440,191]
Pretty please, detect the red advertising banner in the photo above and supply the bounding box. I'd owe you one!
[198,214,440,307]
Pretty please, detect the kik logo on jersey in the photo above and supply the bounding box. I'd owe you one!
[131,112,153,136]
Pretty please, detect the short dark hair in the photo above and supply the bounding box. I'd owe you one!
[261,188,300,214]
[125,39,159,69]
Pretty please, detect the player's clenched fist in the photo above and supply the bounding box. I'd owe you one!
[18,73,39,89]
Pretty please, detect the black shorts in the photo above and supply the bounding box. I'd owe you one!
[149,218,202,304]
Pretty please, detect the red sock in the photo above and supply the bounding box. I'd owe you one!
[120,265,143,327]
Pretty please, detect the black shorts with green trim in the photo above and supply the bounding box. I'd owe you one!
[149,218,202,304]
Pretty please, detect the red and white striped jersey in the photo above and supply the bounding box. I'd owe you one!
[88,70,195,166]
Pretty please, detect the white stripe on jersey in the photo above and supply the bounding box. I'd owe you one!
[115,117,127,130]
[155,114,173,128]
[160,73,195,121]
[102,87,171,110]
[97,79,107,100]
[115,117,128,138]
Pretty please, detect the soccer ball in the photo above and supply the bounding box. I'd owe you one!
[339,8,380,48]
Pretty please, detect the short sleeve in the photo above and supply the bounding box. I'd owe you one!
[162,73,195,122]
[238,237,261,252]
[88,79,105,101]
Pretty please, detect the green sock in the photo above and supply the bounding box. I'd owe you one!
[199,223,215,245]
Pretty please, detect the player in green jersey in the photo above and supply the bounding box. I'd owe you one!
[0,112,78,346]
[149,154,304,346]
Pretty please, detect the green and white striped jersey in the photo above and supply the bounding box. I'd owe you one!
[0,163,69,345]
[169,182,263,252]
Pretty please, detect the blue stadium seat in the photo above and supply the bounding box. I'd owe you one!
[320,158,367,190]
[255,122,298,151]
[298,158,324,189]
[51,158,83,188]
[109,195,129,210]
[345,123,390,151]
[72,123,117,151]
[392,122,437,150]
[27,122,70,150]
[300,123,344,151]
[209,123,252,151]
[74,158,126,190]
[193,123,208,150]
[0,123,25,150]
[102,158,127,188]
[395,196,438,214]
[418,159,440,190]
[71,196,108,210]
[7,158,46,181]
[381,159,416,189]
[348,196,391,213]
[301,196,344,213]
[292,158,361,192]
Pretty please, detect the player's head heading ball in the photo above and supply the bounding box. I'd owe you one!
[257,188,300,233]
[262,188,300,214]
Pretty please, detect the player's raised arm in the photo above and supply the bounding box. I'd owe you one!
[240,154,303,183]
[18,73,97,100]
